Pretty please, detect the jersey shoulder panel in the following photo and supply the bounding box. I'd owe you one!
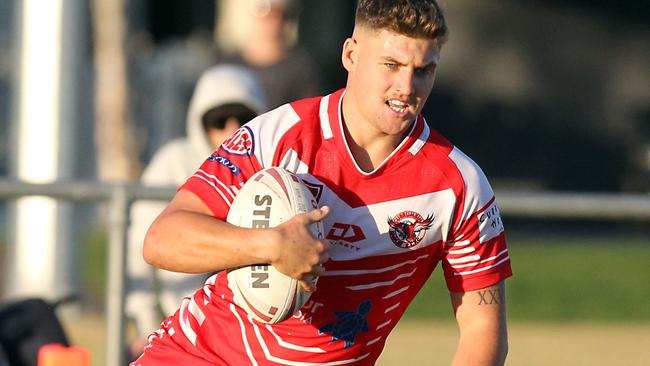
[246,95,324,168]
[449,147,495,206]
[419,126,496,230]
[419,127,511,292]
[178,96,325,219]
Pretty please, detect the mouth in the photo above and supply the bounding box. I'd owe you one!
[386,99,410,115]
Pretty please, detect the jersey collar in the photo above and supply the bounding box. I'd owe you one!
[320,89,428,176]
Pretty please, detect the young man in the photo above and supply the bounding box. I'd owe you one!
[134,1,511,365]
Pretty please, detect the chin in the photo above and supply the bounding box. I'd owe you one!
[381,120,412,136]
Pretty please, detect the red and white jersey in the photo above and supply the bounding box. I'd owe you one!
[136,89,512,366]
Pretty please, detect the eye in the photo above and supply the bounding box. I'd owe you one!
[384,62,397,70]
[415,66,436,77]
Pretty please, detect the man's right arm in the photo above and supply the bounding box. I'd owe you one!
[143,189,330,291]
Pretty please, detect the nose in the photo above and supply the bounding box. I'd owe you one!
[395,69,415,97]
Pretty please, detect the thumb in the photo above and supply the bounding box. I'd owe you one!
[307,205,330,222]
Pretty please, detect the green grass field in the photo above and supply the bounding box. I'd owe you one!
[405,233,650,322]
[376,319,650,366]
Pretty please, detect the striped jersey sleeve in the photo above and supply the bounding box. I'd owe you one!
[178,104,304,220]
[442,147,512,292]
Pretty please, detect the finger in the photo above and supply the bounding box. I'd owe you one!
[307,205,330,222]
[304,273,319,285]
[321,239,331,251]
[299,279,315,293]
[311,264,326,277]
[319,251,330,264]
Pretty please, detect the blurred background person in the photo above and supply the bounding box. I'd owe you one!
[125,64,266,359]
[219,0,321,109]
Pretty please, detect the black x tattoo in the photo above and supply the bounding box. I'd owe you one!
[477,289,502,305]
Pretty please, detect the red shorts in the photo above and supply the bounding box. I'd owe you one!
[130,315,228,366]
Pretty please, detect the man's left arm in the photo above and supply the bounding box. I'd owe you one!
[449,280,508,366]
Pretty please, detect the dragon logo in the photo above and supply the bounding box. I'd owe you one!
[387,211,434,248]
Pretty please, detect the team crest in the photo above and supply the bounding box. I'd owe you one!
[221,126,254,156]
[387,211,434,248]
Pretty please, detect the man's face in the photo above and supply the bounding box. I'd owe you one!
[343,27,440,137]
[249,4,288,42]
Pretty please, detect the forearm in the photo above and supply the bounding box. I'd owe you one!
[143,189,329,286]
[143,208,276,273]
[451,323,508,366]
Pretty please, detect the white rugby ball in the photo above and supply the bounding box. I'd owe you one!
[226,167,323,324]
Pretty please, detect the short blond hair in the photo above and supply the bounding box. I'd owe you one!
[355,0,449,45]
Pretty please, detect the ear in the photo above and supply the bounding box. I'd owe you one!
[341,37,358,73]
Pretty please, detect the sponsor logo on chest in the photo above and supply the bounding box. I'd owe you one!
[326,223,366,251]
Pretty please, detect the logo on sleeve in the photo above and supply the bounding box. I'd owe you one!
[207,152,240,175]
[387,211,434,248]
[478,201,504,234]
[221,126,254,156]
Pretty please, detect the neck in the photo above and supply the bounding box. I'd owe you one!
[341,94,413,173]
[343,125,399,173]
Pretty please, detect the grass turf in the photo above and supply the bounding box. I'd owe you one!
[404,234,650,322]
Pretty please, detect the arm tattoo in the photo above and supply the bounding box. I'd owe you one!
[477,288,503,305]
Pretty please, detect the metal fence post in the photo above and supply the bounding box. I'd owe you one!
[105,185,130,366]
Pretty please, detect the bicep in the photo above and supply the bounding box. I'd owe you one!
[449,280,509,365]
[143,189,218,267]
[450,280,507,330]
[160,189,214,218]
[146,189,215,243]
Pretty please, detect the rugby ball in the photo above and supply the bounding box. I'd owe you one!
[226,167,323,324]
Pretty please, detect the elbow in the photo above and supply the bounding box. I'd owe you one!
[142,224,163,267]
[503,336,509,362]
[499,340,509,365]
[496,329,509,365]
